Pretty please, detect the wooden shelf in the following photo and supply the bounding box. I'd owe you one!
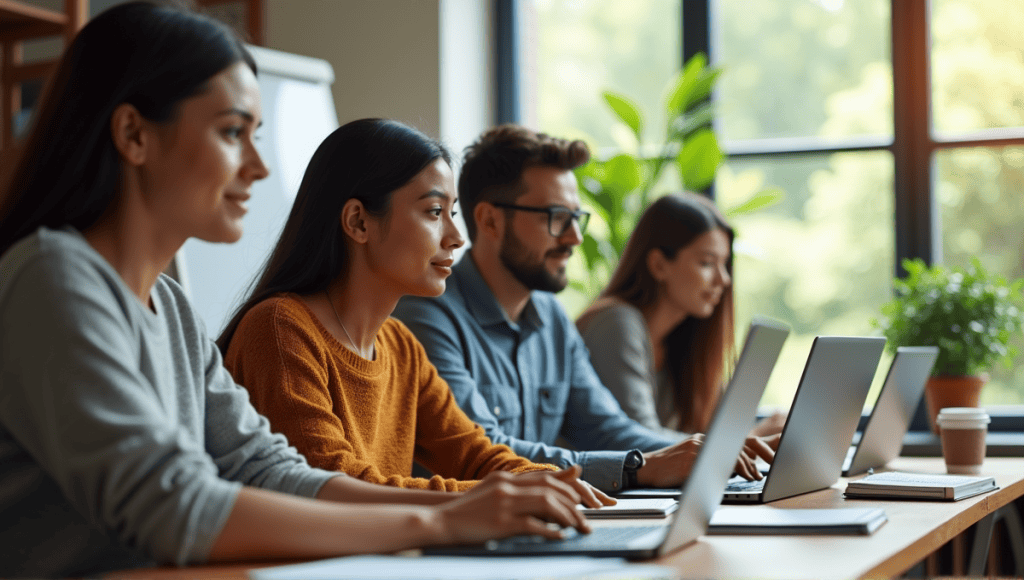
[0,0,68,37]
[0,0,86,150]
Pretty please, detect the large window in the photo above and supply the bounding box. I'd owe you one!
[522,0,1024,415]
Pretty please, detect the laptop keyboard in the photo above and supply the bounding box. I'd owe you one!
[724,478,766,492]
[483,525,664,553]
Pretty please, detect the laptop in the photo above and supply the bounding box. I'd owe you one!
[422,318,790,559]
[722,336,885,504]
[842,346,939,476]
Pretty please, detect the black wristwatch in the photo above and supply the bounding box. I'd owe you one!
[622,449,645,489]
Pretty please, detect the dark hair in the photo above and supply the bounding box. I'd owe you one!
[580,193,735,433]
[216,118,452,353]
[0,1,255,256]
[459,124,590,241]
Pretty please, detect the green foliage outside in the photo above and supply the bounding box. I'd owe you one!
[874,259,1024,377]
[533,0,1024,406]
[571,54,784,299]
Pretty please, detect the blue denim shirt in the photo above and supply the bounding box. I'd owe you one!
[393,255,679,492]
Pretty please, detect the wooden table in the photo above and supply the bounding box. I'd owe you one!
[105,457,1024,580]
[658,457,1024,579]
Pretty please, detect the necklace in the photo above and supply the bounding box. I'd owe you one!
[325,290,365,357]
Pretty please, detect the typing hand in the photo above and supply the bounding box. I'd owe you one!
[435,467,591,544]
[635,434,705,488]
[515,466,616,508]
[733,435,776,481]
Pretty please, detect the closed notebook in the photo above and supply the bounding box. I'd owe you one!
[844,472,998,501]
[580,498,679,519]
[707,507,887,535]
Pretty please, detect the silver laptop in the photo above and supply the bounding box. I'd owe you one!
[722,336,885,504]
[842,346,939,476]
[422,318,790,559]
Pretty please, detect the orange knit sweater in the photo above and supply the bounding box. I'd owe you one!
[223,294,555,491]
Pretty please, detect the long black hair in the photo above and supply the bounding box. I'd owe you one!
[216,118,452,353]
[0,1,255,256]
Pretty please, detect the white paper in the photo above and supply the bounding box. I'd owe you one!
[248,555,676,580]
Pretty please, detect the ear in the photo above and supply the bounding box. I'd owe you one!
[647,248,669,282]
[340,198,371,244]
[110,103,149,166]
[474,201,505,242]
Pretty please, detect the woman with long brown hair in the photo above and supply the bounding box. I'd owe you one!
[577,193,782,437]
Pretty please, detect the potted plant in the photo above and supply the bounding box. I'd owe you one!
[572,53,784,298]
[874,258,1024,432]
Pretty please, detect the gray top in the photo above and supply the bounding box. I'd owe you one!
[393,256,679,494]
[577,302,688,439]
[0,227,338,578]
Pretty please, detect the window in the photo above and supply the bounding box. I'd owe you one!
[520,0,1024,423]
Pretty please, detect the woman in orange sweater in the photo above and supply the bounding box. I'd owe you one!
[218,118,611,503]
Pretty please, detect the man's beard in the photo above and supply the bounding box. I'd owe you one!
[499,227,571,293]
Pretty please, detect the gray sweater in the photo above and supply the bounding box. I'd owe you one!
[0,227,338,578]
[577,302,688,440]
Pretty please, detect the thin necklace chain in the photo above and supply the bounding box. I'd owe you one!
[325,290,364,357]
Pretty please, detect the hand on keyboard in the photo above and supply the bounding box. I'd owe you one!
[734,435,777,481]
[435,466,592,545]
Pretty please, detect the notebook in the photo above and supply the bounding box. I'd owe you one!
[722,336,886,504]
[707,506,887,535]
[580,498,678,519]
[421,318,790,559]
[844,472,998,501]
[842,346,939,476]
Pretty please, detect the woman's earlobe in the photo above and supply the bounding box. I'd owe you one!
[110,103,147,166]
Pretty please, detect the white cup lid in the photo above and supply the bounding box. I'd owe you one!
[937,407,991,425]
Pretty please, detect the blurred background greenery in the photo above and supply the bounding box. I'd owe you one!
[523,0,1024,410]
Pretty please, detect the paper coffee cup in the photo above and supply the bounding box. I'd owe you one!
[937,407,990,475]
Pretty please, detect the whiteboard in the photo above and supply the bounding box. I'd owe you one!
[174,45,338,336]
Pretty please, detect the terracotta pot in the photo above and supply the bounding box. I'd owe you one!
[924,375,988,434]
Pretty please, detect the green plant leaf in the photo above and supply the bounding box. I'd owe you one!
[602,91,644,141]
[575,183,611,226]
[686,66,723,110]
[670,101,715,140]
[724,187,786,217]
[602,154,642,198]
[579,232,601,271]
[677,129,723,190]
[666,52,706,115]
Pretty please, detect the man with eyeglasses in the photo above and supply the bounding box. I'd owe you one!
[393,125,772,493]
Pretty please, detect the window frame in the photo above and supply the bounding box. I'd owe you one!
[688,0,1024,432]
[502,0,1024,432]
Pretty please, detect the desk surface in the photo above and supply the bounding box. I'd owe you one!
[105,457,1024,580]
[659,457,1023,579]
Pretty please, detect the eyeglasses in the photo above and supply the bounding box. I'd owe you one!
[492,203,591,237]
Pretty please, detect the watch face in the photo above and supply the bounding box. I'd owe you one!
[625,450,643,470]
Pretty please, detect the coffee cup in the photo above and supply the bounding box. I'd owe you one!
[937,407,990,475]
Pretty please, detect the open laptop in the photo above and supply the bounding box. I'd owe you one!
[422,318,790,559]
[842,346,939,476]
[722,336,885,504]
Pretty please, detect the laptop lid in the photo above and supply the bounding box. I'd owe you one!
[844,346,938,476]
[726,336,885,504]
[656,318,790,555]
[421,318,789,559]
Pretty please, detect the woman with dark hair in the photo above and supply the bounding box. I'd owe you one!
[218,119,614,502]
[0,4,592,577]
[577,193,783,438]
